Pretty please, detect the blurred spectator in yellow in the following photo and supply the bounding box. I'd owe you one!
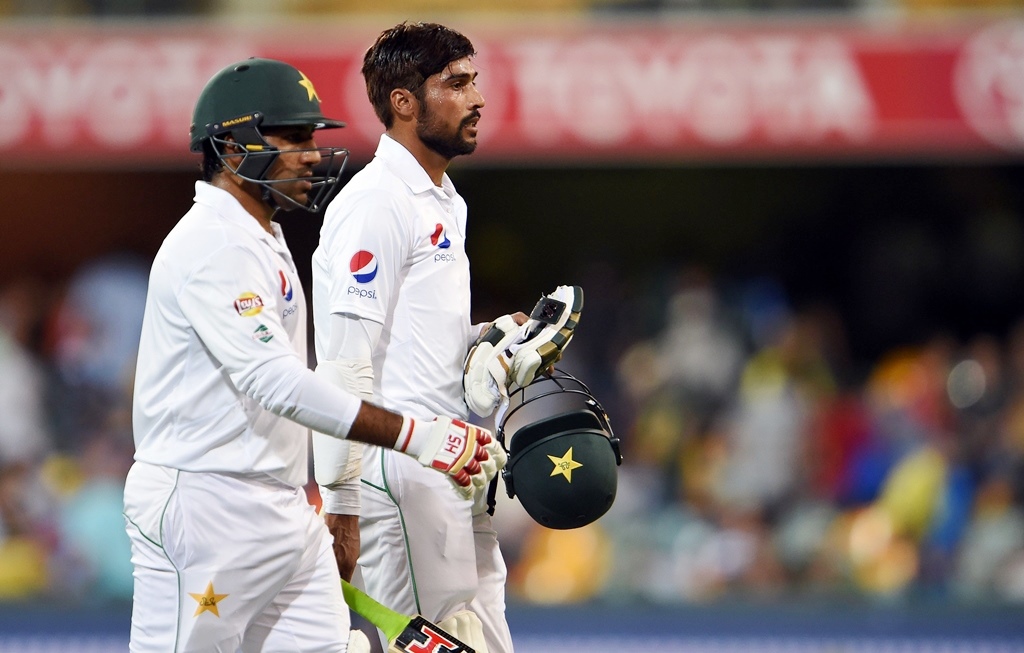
[0,279,57,599]
[509,525,613,604]
[0,463,53,599]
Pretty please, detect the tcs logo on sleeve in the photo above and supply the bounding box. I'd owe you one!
[348,250,378,299]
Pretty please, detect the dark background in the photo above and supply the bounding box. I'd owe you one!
[10,161,1024,371]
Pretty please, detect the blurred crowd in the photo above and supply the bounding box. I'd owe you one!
[0,255,146,603]
[1,253,1022,609]
[498,264,1024,607]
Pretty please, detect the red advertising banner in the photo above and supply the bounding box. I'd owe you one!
[2,17,1024,166]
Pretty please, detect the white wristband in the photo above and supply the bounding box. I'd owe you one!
[318,482,360,515]
[395,415,443,462]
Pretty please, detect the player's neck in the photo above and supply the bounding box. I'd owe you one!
[210,174,276,234]
[388,130,449,187]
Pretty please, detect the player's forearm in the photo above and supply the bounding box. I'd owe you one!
[347,402,404,448]
[234,355,364,437]
[231,351,412,450]
[276,369,405,449]
[323,513,360,581]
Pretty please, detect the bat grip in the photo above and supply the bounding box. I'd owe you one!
[485,476,498,516]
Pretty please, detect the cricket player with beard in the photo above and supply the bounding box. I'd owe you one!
[311,22,515,653]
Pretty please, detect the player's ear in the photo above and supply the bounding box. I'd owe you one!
[390,88,417,121]
[218,134,243,172]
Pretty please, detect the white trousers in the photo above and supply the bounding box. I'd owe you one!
[358,448,514,653]
[123,461,351,653]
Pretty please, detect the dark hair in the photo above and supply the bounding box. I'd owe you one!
[361,22,476,129]
[200,139,224,182]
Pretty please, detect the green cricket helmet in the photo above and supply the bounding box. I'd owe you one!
[495,370,622,530]
[189,57,348,211]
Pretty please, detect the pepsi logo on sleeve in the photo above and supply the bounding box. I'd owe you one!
[350,250,378,283]
[347,250,378,300]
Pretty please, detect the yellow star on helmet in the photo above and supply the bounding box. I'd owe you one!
[548,447,583,482]
[297,71,320,102]
[190,581,229,617]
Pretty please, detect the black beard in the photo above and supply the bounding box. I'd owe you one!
[417,113,478,160]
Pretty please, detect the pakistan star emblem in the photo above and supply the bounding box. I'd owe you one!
[297,71,320,102]
[548,447,583,482]
[190,582,229,617]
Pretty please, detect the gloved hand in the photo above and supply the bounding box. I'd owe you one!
[463,314,522,417]
[437,610,489,653]
[394,416,507,499]
[507,285,583,391]
[462,287,584,419]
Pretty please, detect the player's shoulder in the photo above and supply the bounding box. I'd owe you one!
[164,205,227,246]
[158,205,260,271]
[340,157,407,197]
[325,166,411,221]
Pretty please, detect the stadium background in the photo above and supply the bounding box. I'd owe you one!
[2,1,1024,650]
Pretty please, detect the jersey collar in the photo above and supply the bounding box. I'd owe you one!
[375,133,456,198]
[193,181,288,247]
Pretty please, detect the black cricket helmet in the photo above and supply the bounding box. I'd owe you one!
[495,370,622,530]
[189,57,348,211]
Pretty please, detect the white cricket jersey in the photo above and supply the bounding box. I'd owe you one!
[312,134,472,420]
[132,182,362,488]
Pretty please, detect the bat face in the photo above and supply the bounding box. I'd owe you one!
[394,616,475,653]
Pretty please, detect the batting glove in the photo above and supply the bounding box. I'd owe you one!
[395,416,506,499]
[463,314,522,417]
[436,610,489,653]
[507,285,584,391]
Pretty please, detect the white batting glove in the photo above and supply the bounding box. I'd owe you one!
[507,284,583,391]
[462,314,521,417]
[437,610,489,653]
[395,416,506,499]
